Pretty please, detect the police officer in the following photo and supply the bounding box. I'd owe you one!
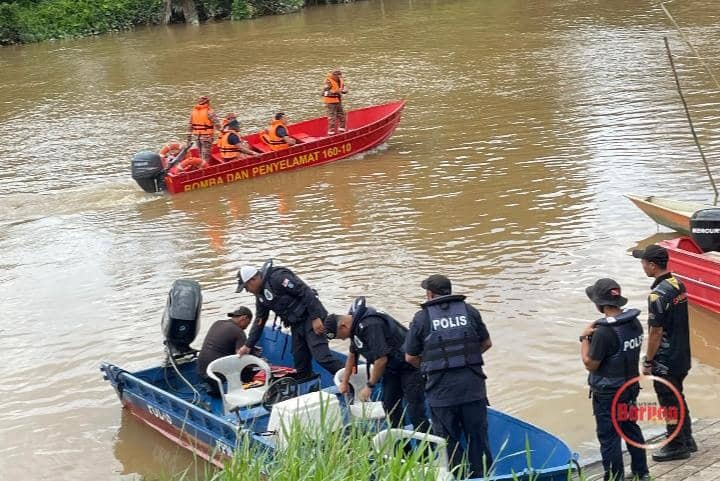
[324,297,429,431]
[633,244,696,461]
[580,278,649,481]
[235,260,343,378]
[404,274,493,478]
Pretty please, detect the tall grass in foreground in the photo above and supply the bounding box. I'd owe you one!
[169,420,635,481]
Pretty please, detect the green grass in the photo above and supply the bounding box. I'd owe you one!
[165,405,633,481]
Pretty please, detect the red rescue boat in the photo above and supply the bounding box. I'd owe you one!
[660,237,720,315]
[131,100,405,194]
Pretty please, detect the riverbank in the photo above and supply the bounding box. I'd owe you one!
[582,418,720,480]
[0,0,345,46]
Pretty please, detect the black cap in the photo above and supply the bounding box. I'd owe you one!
[323,314,339,340]
[631,244,669,265]
[421,274,452,296]
[585,278,628,307]
[227,306,252,318]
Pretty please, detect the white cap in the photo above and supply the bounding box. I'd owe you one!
[236,265,259,292]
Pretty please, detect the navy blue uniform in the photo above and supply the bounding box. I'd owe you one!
[350,310,429,430]
[404,294,492,478]
[246,266,343,377]
[587,309,648,480]
[648,273,692,447]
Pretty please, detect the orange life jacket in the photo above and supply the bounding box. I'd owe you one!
[322,74,344,104]
[190,104,215,136]
[260,120,289,151]
[218,130,243,160]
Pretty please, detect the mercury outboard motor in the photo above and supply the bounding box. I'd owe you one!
[131,151,166,193]
[161,279,202,358]
[690,208,720,253]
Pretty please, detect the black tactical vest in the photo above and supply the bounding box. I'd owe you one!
[588,309,643,395]
[351,305,408,369]
[256,267,310,325]
[420,299,484,374]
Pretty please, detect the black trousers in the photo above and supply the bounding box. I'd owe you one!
[593,391,648,480]
[382,368,430,431]
[291,318,344,377]
[654,372,692,446]
[430,399,493,479]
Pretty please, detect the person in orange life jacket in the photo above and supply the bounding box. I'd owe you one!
[187,95,221,163]
[322,69,348,135]
[324,298,430,431]
[632,244,696,461]
[235,262,343,378]
[218,114,257,161]
[197,306,253,398]
[404,274,493,479]
[260,112,296,151]
[580,278,650,481]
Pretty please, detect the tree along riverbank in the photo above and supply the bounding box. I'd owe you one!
[0,0,354,46]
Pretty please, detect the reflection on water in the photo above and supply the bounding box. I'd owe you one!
[2,0,720,479]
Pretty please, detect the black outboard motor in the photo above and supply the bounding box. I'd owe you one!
[161,279,202,357]
[690,208,720,253]
[131,151,166,193]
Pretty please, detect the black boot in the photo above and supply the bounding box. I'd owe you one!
[652,440,690,462]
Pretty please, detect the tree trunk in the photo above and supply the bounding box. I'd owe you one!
[181,0,199,25]
[163,0,172,24]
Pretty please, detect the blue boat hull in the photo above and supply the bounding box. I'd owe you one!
[101,326,578,479]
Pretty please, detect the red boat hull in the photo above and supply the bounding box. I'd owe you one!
[162,100,405,194]
[660,237,720,314]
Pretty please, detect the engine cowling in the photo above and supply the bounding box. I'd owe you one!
[131,151,165,193]
[690,208,720,253]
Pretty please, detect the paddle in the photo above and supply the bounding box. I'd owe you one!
[161,141,195,175]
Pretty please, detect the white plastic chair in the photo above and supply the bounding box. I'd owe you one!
[333,365,386,420]
[206,354,272,414]
[372,429,454,481]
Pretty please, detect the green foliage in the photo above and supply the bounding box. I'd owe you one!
[1,0,310,45]
[0,3,22,45]
[1,0,163,44]
[230,0,256,20]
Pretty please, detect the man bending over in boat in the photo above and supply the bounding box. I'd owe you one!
[235,261,343,379]
[324,297,429,431]
[218,114,258,161]
[260,112,297,151]
[197,306,253,397]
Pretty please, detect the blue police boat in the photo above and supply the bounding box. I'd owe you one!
[100,279,579,480]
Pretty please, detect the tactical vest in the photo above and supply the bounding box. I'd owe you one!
[588,309,643,395]
[350,305,408,370]
[420,299,484,374]
[256,267,311,325]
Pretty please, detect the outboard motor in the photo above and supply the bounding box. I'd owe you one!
[161,279,202,358]
[690,208,720,253]
[131,151,166,193]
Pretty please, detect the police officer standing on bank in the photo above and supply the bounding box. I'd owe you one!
[633,244,696,461]
[324,297,429,431]
[580,278,650,481]
[235,260,344,378]
[404,275,493,478]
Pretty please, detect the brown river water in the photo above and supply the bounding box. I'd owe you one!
[1,0,720,479]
